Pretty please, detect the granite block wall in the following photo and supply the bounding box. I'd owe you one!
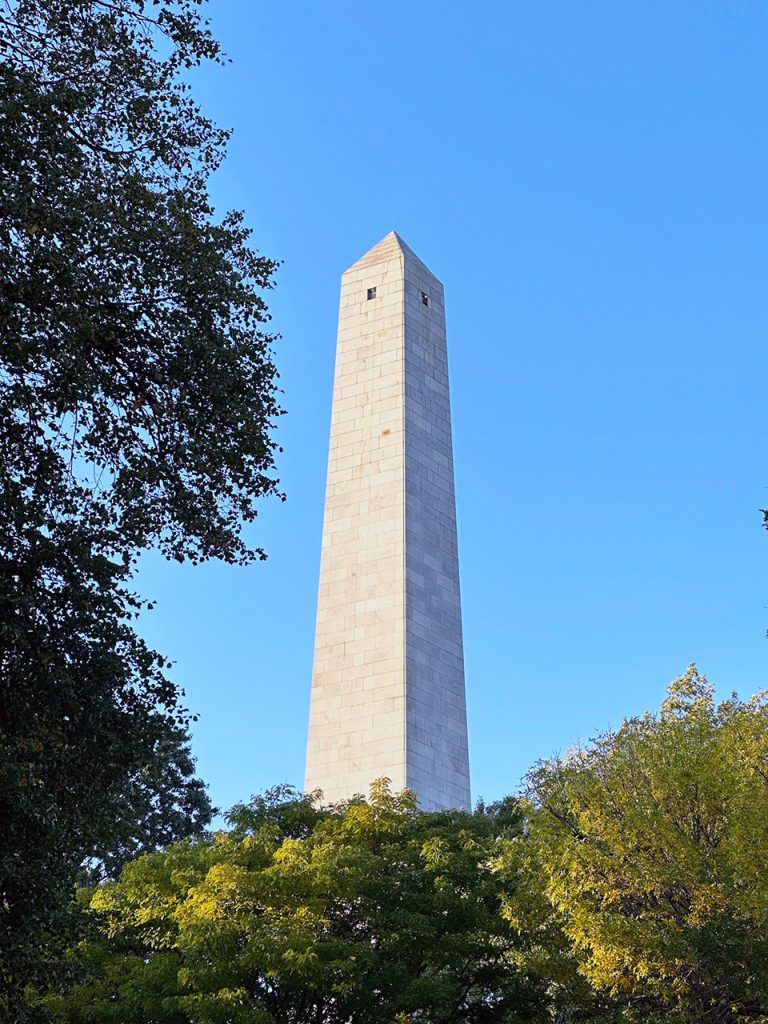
[305,232,470,810]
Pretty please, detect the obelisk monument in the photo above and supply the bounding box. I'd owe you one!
[305,233,470,811]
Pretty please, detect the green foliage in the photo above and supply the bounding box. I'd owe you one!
[1,0,281,1012]
[45,782,548,1024]
[34,675,768,1022]
[506,666,768,1023]
[1,0,281,566]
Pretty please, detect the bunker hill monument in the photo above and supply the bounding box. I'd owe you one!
[305,233,470,811]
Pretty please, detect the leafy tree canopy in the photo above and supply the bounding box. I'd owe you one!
[0,0,281,1011]
[34,675,768,1023]
[44,782,548,1024]
[504,666,768,1024]
[1,0,281,564]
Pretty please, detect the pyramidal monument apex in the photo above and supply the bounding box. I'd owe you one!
[305,232,470,811]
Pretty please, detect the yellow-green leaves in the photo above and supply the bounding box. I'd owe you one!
[49,783,546,1023]
[512,666,768,1022]
[45,672,768,1023]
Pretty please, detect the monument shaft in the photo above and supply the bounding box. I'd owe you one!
[305,233,470,810]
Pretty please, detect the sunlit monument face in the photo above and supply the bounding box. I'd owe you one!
[305,232,470,811]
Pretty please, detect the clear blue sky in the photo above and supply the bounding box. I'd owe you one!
[136,1,768,815]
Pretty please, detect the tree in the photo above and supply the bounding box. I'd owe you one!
[44,783,549,1024]
[505,667,768,1024]
[0,0,281,1011]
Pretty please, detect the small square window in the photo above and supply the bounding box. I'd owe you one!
[421,291,429,307]
[367,286,377,300]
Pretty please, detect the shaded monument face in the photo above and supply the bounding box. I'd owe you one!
[305,232,470,811]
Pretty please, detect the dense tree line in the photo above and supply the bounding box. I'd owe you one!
[0,0,281,1015]
[39,669,768,1024]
